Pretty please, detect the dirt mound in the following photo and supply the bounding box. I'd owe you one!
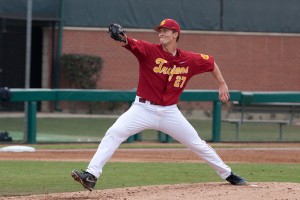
[3,182,300,200]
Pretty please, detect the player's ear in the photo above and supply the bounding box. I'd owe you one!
[173,31,179,42]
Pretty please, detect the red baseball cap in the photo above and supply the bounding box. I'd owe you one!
[154,19,180,34]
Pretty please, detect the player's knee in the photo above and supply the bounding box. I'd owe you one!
[188,140,210,151]
[105,126,128,139]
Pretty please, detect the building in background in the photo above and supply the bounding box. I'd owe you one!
[0,0,299,111]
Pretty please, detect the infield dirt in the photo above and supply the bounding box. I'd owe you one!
[1,143,300,199]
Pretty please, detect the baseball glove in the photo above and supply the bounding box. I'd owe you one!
[108,23,126,43]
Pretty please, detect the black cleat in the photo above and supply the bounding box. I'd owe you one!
[226,172,247,185]
[71,170,97,191]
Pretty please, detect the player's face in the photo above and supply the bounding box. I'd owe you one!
[158,28,178,45]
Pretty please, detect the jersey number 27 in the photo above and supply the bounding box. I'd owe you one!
[174,76,186,88]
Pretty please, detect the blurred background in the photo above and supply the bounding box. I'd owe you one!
[0,0,299,143]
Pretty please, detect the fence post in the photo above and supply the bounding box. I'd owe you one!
[27,101,37,144]
[126,133,142,143]
[157,131,173,143]
[212,101,221,142]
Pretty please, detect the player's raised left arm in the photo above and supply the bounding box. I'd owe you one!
[211,62,230,103]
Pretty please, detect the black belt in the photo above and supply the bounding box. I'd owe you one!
[139,97,158,105]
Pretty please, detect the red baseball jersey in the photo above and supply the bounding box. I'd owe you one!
[124,37,215,106]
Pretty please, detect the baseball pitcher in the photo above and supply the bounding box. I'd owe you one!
[71,19,247,191]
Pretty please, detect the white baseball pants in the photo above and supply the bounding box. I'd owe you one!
[87,96,231,179]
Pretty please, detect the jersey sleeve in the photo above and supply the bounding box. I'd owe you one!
[123,37,150,58]
[192,53,215,75]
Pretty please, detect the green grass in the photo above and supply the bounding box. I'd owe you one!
[0,161,299,196]
[0,117,300,142]
[0,117,116,142]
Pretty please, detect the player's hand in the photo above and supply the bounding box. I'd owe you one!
[218,83,230,103]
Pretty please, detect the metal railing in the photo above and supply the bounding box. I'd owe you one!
[2,89,300,143]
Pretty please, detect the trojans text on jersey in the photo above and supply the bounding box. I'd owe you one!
[153,58,189,82]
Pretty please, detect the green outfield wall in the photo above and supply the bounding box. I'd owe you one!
[1,0,300,33]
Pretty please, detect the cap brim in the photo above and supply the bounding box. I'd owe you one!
[153,25,179,33]
[153,25,162,32]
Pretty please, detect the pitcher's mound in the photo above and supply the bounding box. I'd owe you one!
[5,182,300,200]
